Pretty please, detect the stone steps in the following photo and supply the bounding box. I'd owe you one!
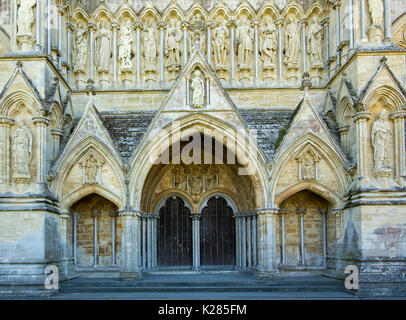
[60,274,345,294]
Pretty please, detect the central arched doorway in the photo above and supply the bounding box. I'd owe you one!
[200,196,236,267]
[157,196,193,268]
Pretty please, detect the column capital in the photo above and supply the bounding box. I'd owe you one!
[119,209,142,217]
[109,211,119,218]
[275,19,284,27]
[72,211,80,219]
[51,129,63,137]
[299,18,308,26]
[256,208,279,215]
[333,0,341,9]
[110,22,120,30]
[190,213,202,220]
[227,20,237,29]
[295,207,307,216]
[338,125,350,134]
[91,210,102,217]
[134,22,143,31]
[251,19,260,28]
[332,208,344,215]
[352,111,371,122]
[66,23,75,32]
[0,116,15,126]
[32,116,50,126]
[57,5,65,16]
[389,111,406,120]
[181,21,190,30]
[157,21,167,30]
[321,17,330,26]
[278,208,288,215]
[206,20,214,29]
[88,23,97,32]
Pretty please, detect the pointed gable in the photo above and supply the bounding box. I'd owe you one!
[275,96,347,162]
[54,101,123,168]
[141,46,253,143]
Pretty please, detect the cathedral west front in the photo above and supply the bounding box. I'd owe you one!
[0,0,405,297]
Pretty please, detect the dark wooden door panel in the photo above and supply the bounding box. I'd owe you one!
[201,197,235,266]
[158,197,192,267]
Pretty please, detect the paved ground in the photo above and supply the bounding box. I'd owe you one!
[1,274,405,300]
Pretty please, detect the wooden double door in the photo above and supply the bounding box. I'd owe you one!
[157,196,235,268]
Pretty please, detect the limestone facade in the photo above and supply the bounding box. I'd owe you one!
[0,0,405,296]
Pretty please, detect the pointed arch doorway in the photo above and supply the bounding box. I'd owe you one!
[157,196,193,268]
[200,195,236,268]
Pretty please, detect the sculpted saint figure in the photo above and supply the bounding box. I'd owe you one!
[165,20,183,65]
[143,19,158,71]
[212,21,228,70]
[118,19,134,73]
[368,0,384,27]
[17,0,36,37]
[307,17,323,69]
[371,110,392,170]
[260,17,277,69]
[302,153,315,180]
[73,22,88,73]
[12,122,32,182]
[236,17,254,68]
[189,12,206,53]
[86,155,98,184]
[191,69,205,108]
[94,20,111,73]
[284,16,299,67]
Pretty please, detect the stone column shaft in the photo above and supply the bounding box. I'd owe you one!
[119,210,141,278]
[334,1,341,67]
[252,20,259,81]
[227,21,236,82]
[47,0,51,55]
[88,24,96,81]
[247,215,252,268]
[253,214,257,266]
[158,22,166,83]
[389,112,406,180]
[276,20,283,80]
[147,217,152,269]
[0,117,14,188]
[300,19,307,72]
[110,212,118,265]
[51,129,63,161]
[235,215,241,268]
[353,111,371,179]
[207,22,211,64]
[57,6,63,69]
[135,23,142,85]
[142,217,147,269]
[280,212,286,264]
[152,215,158,269]
[257,209,279,278]
[32,117,49,187]
[111,23,119,85]
[191,214,201,271]
[36,0,41,47]
[384,0,392,42]
[13,0,17,49]
[360,0,367,41]
[91,210,101,267]
[349,0,354,49]
[72,212,79,265]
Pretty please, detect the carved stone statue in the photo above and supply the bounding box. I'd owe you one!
[236,17,254,70]
[16,0,36,47]
[86,155,98,184]
[143,19,158,75]
[94,20,111,73]
[165,20,183,67]
[368,0,384,27]
[191,69,205,108]
[12,122,32,183]
[307,17,324,69]
[302,153,315,180]
[260,17,277,71]
[118,19,134,73]
[189,165,202,195]
[284,16,300,77]
[371,110,392,171]
[189,12,206,53]
[212,21,228,71]
[73,22,88,73]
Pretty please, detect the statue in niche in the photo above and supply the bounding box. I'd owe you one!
[189,12,206,53]
[73,22,88,73]
[191,69,205,108]
[173,167,186,190]
[16,0,36,48]
[302,152,315,180]
[368,0,384,27]
[205,165,218,190]
[143,19,158,77]
[12,121,32,183]
[94,20,111,73]
[189,165,202,195]
[212,21,228,71]
[260,17,277,76]
[284,16,300,78]
[118,19,134,73]
[85,155,98,184]
[371,110,392,171]
[165,20,183,67]
[307,17,324,69]
[235,17,254,70]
